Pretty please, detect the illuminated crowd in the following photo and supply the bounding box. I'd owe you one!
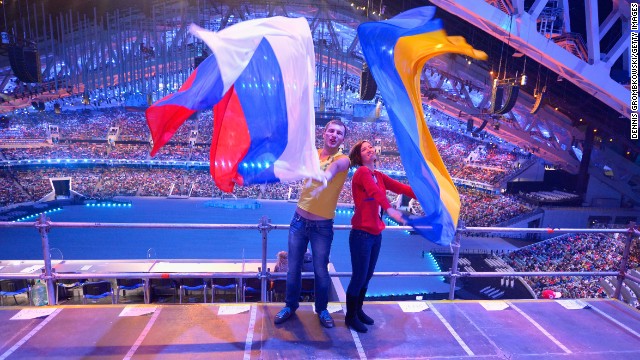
[2,108,537,228]
[502,233,640,303]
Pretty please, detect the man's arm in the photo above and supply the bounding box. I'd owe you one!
[310,155,350,197]
[323,156,350,183]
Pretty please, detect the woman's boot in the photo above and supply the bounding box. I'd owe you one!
[357,288,374,325]
[345,294,368,333]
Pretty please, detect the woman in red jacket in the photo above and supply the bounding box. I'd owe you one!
[345,140,416,333]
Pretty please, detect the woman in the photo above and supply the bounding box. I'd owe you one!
[274,251,289,272]
[345,140,416,333]
[272,251,289,302]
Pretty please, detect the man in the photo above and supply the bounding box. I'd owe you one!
[274,119,350,328]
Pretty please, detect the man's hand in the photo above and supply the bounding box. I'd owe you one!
[310,172,329,198]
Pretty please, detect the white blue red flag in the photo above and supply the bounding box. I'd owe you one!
[358,7,488,245]
[146,17,321,192]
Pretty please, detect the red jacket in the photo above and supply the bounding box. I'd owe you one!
[350,166,416,235]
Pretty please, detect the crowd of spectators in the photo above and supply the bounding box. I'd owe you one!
[450,165,505,185]
[1,163,537,227]
[1,108,530,182]
[406,187,534,227]
[12,167,102,200]
[458,189,535,227]
[0,108,545,227]
[0,171,32,207]
[501,233,640,299]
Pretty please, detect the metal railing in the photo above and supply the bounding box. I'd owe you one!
[0,214,637,306]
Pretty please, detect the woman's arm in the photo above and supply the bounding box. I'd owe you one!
[381,173,416,199]
[357,167,392,210]
[358,171,408,225]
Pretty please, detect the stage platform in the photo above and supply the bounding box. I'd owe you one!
[1,299,639,359]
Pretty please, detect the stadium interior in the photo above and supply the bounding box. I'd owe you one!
[0,1,639,359]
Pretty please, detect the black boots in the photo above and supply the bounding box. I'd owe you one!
[357,288,374,325]
[345,294,367,333]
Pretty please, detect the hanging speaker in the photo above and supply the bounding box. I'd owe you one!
[490,79,520,115]
[472,119,488,135]
[530,86,546,114]
[359,62,377,101]
[466,119,474,132]
[495,85,519,115]
[489,82,504,114]
[8,45,42,83]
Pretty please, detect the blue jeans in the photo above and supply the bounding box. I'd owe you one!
[285,213,334,312]
[346,229,382,297]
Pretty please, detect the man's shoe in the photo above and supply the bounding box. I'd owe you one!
[318,309,335,328]
[274,307,294,324]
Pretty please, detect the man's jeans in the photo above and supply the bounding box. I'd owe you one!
[346,229,382,297]
[285,213,334,313]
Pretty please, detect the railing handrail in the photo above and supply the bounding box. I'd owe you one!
[1,220,634,234]
[0,216,637,306]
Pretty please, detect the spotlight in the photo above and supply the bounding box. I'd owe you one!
[520,74,527,86]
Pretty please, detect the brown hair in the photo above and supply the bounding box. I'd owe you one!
[349,140,370,168]
[324,119,348,138]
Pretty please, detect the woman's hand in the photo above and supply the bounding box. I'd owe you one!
[386,208,406,225]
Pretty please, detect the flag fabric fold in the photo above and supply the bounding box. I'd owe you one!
[357,7,488,245]
[146,17,322,192]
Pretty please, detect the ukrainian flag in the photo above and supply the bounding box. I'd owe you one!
[358,7,488,245]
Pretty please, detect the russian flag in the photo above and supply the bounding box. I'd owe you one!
[357,7,488,245]
[146,17,322,192]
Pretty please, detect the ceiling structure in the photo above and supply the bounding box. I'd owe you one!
[0,0,638,176]
[416,0,637,175]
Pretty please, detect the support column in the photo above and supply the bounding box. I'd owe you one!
[36,213,56,306]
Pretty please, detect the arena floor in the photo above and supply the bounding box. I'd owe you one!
[1,298,639,359]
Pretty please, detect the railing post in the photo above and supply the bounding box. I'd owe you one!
[613,222,636,301]
[35,213,56,305]
[258,215,272,302]
[448,221,464,300]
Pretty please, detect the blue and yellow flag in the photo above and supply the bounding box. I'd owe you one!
[357,7,488,245]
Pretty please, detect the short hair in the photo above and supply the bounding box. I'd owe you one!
[349,140,370,167]
[324,119,348,138]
